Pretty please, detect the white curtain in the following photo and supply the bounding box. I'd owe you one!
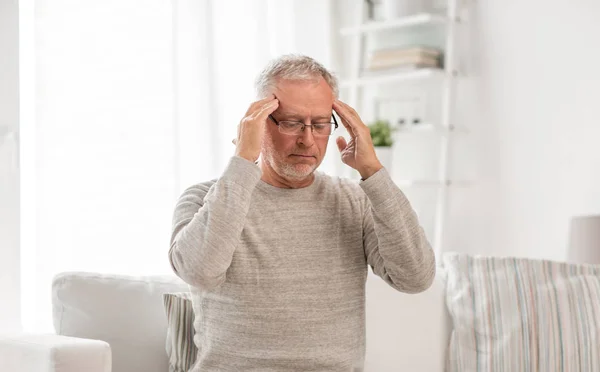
[20,0,334,332]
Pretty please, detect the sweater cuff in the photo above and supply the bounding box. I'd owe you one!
[220,156,262,191]
[359,167,409,208]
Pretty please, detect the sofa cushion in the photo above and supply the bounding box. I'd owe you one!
[364,268,451,371]
[52,272,189,372]
[444,252,600,372]
[163,292,197,372]
[0,333,111,372]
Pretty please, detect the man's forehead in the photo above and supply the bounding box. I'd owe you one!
[275,99,332,119]
[272,78,333,109]
[275,107,332,120]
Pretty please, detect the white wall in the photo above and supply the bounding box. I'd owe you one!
[0,0,21,333]
[332,0,600,262]
[445,0,600,262]
[331,0,600,370]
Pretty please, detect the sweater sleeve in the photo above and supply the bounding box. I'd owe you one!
[359,167,436,294]
[168,156,262,291]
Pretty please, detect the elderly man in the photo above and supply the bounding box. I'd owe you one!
[169,54,435,371]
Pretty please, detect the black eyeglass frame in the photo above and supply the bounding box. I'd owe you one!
[268,112,339,135]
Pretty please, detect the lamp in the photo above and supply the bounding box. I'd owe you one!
[567,215,600,264]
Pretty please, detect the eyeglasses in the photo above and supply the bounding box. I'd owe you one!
[268,114,339,137]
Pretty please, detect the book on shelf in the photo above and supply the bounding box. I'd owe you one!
[370,46,442,59]
[361,63,442,78]
[368,54,439,70]
[366,45,443,72]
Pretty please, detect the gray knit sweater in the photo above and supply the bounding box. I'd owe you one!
[169,156,435,372]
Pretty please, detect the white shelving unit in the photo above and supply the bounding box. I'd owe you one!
[339,67,446,88]
[338,0,466,256]
[339,12,448,35]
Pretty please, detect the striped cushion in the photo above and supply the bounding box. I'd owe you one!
[163,292,197,372]
[443,253,600,372]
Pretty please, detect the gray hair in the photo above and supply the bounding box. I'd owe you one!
[255,54,339,99]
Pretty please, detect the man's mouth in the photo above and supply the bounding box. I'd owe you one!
[291,154,315,158]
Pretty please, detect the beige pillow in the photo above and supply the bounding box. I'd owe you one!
[163,292,197,372]
[444,252,600,372]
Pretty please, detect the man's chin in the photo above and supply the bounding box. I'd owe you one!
[280,162,317,180]
[289,155,317,162]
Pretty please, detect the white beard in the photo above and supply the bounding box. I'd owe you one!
[262,146,316,181]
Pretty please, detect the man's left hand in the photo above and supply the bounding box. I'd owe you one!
[334,99,383,180]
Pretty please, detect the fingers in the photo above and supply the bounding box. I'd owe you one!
[333,100,357,138]
[247,94,274,112]
[333,99,369,139]
[336,136,347,152]
[235,94,279,162]
[255,98,279,119]
[246,94,278,116]
[334,99,361,125]
[336,99,360,118]
[248,97,279,125]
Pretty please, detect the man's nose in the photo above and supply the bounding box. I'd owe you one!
[296,126,315,147]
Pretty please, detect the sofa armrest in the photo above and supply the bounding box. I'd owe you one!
[0,333,111,372]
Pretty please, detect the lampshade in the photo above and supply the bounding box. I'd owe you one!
[567,215,600,264]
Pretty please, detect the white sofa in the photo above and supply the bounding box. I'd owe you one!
[0,269,451,372]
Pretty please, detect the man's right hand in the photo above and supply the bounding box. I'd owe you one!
[234,94,279,163]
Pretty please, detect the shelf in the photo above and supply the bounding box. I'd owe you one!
[339,13,448,36]
[394,179,450,188]
[394,124,469,135]
[340,68,446,88]
[394,179,471,188]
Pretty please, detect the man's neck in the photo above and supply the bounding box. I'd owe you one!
[258,159,315,189]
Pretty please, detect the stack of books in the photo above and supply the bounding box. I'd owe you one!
[365,46,443,73]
